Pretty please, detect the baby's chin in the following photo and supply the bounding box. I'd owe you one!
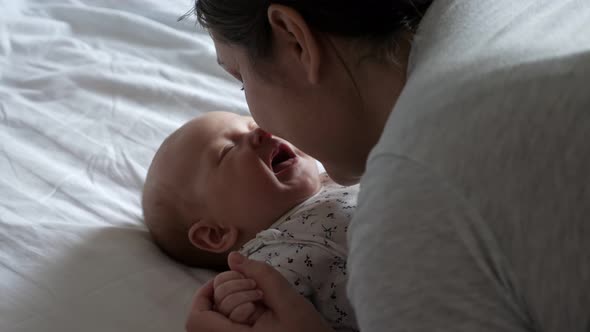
[295,169,323,200]
[323,163,361,186]
[296,153,321,179]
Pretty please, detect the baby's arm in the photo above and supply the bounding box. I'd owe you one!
[212,271,264,325]
[212,244,316,326]
[246,243,315,297]
[251,243,358,331]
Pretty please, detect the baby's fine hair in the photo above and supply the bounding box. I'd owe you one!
[142,134,229,271]
[142,181,229,271]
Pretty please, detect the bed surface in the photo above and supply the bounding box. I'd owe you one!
[0,1,247,330]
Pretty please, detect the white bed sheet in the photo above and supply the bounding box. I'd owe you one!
[0,1,248,331]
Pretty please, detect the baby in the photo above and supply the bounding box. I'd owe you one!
[142,111,358,331]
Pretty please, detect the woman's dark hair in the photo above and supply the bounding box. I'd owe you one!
[188,0,434,59]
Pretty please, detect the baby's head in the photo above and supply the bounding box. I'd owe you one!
[142,112,321,270]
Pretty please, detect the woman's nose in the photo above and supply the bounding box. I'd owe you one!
[250,127,272,147]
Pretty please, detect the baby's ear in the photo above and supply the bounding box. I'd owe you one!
[188,220,238,253]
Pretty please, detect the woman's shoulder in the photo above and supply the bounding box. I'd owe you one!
[372,0,590,170]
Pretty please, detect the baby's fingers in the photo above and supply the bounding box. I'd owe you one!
[247,304,265,325]
[214,278,257,306]
[217,289,264,317]
[228,302,256,324]
[213,271,245,288]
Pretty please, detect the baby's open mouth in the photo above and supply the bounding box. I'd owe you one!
[270,143,296,174]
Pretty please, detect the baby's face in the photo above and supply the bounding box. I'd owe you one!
[166,112,320,237]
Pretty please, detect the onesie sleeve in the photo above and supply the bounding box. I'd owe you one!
[245,243,315,298]
[247,241,358,331]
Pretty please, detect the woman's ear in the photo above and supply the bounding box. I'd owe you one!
[187,220,239,254]
[267,4,321,84]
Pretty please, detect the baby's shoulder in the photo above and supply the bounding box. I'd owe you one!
[292,182,358,222]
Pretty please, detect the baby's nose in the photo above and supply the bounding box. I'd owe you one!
[250,127,272,146]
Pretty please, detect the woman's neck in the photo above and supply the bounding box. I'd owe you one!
[346,33,413,159]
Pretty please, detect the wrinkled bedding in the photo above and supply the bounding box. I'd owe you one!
[0,1,248,330]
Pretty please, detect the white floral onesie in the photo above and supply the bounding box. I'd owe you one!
[239,174,359,331]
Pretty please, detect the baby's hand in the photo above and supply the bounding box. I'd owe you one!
[213,271,265,325]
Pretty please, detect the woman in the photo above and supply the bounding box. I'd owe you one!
[186,0,590,331]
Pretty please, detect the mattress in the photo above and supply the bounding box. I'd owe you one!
[0,1,248,331]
